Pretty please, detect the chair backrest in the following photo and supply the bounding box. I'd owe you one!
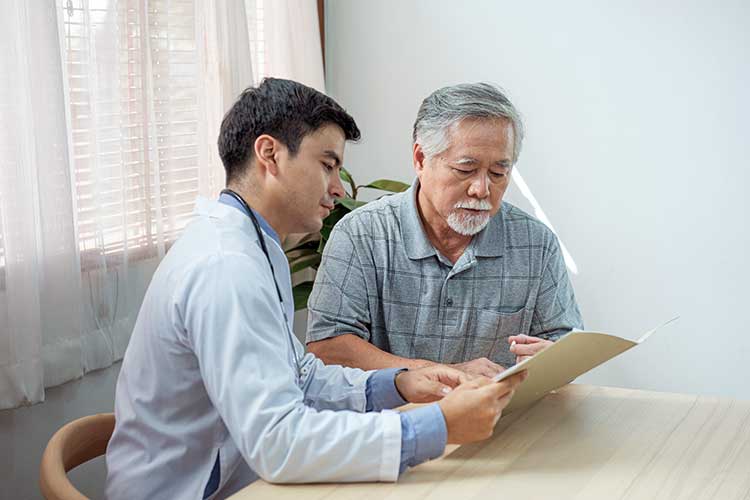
[39,413,115,500]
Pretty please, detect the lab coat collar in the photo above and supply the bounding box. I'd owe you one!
[192,197,285,254]
[217,192,281,246]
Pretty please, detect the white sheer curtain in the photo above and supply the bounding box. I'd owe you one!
[260,0,326,92]
[0,0,324,410]
[0,0,78,408]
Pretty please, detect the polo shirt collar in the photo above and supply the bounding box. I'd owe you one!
[400,179,436,260]
[399,178,505,260]
[472,205,504,257]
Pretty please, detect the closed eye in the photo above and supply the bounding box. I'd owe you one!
[452,168,474,176]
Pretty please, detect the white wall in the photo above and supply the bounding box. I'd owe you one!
[324,0,750,399]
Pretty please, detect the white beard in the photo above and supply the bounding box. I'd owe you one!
[447,199,492,236]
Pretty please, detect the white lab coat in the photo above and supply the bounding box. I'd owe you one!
[105,198,402,500]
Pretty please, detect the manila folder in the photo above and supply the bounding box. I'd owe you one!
[492,319,676,414]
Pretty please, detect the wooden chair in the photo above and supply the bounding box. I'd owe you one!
[39,413,115,500]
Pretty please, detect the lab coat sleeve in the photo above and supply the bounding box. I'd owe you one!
[178,252,402,483]
[296,352,372,412]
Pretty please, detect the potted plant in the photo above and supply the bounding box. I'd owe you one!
[285,168,409,310]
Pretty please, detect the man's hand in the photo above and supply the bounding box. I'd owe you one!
[449,357,504,378]
[394,365,471,403]
[437,371,527,444]
[508,334,553,364]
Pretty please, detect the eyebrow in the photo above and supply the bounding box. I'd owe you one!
[322,150,341,166]
[454,157,511,168]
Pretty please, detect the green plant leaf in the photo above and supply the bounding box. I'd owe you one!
[359,179,410,193]
[290,252,321,274]
[338,197,367,211]
[292,281,315,310]
[283,175,406,305]
[340,168,356,198]
[320,204,350,241]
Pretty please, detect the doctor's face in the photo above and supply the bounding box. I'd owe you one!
[279,124,347,233]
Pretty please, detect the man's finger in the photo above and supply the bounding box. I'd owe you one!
[495,390,515,410]
[434,366,472,386]
[406,381,453,403]
[476,361,503,377]
[505,371,527,389]
[454,377,485,391]
[480,358,504,369]
[424,381,453,398]
[472,375,494,387]
[494,372,526,395]
[511,343,541,356]
[508,334,541,345]
[481,379,516,399]
[479,367,502,378]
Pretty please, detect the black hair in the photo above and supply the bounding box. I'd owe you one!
[218,77,361,184]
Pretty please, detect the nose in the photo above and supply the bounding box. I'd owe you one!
[467,173,490,198]
[329,169,346,200]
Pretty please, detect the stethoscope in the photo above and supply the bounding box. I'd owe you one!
[220,188,303,382]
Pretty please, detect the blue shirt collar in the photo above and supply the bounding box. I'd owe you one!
[218,192,281,246]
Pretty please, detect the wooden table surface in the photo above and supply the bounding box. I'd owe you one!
[231,384,750,500]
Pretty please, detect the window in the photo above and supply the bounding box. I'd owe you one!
[61,0,204,267]
[246,0,266,81]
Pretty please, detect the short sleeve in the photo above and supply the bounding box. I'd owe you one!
[306,225,372,343]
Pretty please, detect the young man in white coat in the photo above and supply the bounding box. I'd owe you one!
[105,78,526,499]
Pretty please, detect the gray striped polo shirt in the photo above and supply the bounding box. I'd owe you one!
[306,180,583,367]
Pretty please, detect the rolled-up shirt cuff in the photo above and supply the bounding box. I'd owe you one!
[366,367,408,412]
[398,403,447,474]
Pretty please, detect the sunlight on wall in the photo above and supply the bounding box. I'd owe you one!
[512,168,579,275]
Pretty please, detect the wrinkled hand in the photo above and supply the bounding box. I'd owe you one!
[394,365,472,403]
[450,357,504,378]
[508,334,553,364]
[437,371,527,444]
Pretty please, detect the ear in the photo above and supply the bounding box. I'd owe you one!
[412,143,427,175]
[253,134,281,176]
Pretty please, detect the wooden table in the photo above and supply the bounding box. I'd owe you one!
[231,384,750,499]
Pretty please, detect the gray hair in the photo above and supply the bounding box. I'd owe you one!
[412,82,525,164]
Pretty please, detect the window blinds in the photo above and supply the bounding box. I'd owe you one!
[62,0,202,267]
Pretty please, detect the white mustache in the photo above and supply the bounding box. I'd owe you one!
[454,199,492,211]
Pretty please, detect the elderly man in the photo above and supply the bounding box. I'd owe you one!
[306,82,583,378]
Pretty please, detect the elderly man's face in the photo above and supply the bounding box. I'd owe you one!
[414,118,514,236]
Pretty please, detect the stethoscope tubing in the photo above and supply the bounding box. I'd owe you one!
[220,189,303,379]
